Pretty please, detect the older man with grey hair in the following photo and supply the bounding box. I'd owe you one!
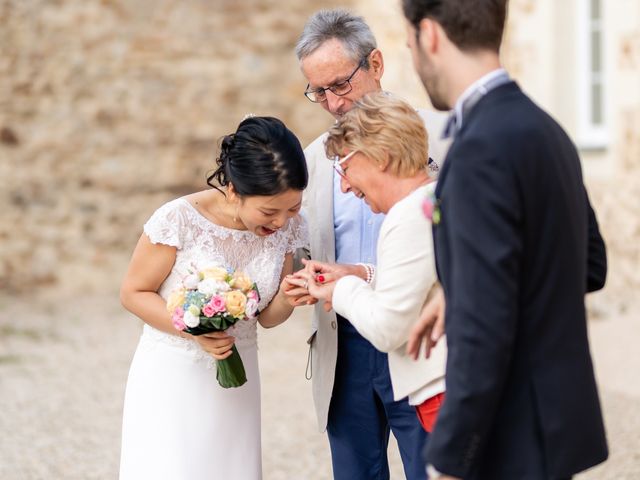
[285,9,448,480]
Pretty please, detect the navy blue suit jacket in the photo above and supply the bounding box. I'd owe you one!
[426,82,608,479]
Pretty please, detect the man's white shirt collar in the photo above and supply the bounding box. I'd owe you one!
[453,67,507,128]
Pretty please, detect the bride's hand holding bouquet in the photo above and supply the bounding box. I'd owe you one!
[194,332,236,361]
[166,265,260,388]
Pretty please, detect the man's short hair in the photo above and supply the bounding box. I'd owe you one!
[402,0,508,53]
[295,9,377,67]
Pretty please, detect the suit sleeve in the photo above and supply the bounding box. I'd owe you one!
[425,139,523,477]
[585,193,607,292]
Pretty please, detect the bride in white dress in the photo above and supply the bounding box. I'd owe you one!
[118,116,309,480]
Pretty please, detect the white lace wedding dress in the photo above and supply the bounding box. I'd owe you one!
[119,198,307,480]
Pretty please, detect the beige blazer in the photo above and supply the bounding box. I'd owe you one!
[302,107,451,432]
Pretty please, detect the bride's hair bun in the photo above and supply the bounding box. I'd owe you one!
[209,133,235,188]
[207,116,308,197]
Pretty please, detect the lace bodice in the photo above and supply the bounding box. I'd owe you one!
[138,198,308,363]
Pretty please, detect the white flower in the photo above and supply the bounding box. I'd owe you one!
[183,273,200,290]
[183,310,200,328]
[214,281,231,292]
[197,278,230,296]
[245,298,259,319]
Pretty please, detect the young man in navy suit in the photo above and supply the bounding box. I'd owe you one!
[401,1,608,479]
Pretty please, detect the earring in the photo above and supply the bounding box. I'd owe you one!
[233,206,239,223]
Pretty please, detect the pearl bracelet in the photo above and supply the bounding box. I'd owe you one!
[356,263,375,284]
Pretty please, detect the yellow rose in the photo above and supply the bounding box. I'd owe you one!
[224,290,247,317]
[200,266,229,282]
[232,272,254,292]
[166,288,186,312]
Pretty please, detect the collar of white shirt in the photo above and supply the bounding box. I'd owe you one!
[453,67,508,129]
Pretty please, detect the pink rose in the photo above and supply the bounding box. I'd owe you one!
[172,318,186,331]
[247,290,259,301]
[209,295,226,313]
[172,307,186,331]
[202,303,216,318]
[245,298,259,319]
[422,197,434,220]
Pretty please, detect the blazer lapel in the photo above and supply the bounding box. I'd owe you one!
[313,156,336,263]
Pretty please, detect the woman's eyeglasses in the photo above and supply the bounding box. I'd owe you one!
[333,150,358,178]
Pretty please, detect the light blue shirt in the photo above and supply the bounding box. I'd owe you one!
[333,170,385,265]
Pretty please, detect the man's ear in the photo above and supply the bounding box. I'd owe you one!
[368,48,385,81]
[418,17,439,54]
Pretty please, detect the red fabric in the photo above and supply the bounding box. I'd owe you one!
[415,392,445,433]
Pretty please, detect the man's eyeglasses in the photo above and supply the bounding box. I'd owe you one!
[333,150,358,178]
[304,57,368,103]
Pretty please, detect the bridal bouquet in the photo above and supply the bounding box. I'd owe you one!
[166,265,260,388]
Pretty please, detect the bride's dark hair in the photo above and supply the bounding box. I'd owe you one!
[207,116,308,196]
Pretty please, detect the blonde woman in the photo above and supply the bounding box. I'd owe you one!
[286,92,447,433]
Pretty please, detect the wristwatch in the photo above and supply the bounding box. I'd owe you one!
[426,464,444,479]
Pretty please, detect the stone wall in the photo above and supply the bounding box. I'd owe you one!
[502,0,640,311]
[1,0,345,293]
[356,0,640,311]
[589,0,640,310]
[2,0,639,307]
[588,109,640,311]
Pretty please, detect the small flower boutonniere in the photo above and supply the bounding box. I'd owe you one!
[422,190,442,225]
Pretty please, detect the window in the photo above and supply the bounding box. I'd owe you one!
[577,0,608,149]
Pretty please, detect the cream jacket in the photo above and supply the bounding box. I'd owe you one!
[332,184,447,403]
[302,107,450,431]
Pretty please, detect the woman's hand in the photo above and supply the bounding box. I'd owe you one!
[282,259,364,312]
[281,273,318,307]
[406,286,446,360]
[193,331,235,360]
[287,270,337,312]
[301,258,367,284]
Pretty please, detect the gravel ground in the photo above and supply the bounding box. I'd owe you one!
[0,293,638,479]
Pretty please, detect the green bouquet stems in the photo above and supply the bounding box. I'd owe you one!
[215,344,247,388]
